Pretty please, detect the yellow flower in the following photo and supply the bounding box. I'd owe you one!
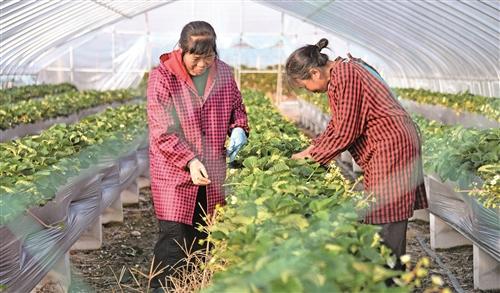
[421,257,430,267]
[371,233,381,247]
[431,275,444,286]
[400,254,411,264]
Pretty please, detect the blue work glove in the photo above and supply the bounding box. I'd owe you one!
[227,127,247,162]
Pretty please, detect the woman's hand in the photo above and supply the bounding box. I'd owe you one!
[291,145,314,160]
[188,158,211,186]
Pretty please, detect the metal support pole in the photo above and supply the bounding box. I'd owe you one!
[111,26,116,75]
[145,12,152,71]
[237,0,244,90]
[276,12,284,104]
[69,46,74,83]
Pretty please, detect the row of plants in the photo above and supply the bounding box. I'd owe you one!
[394,88,500,122]
[0,89,136,130]
[243,74,500,123]
[296,92,330,113]
[131,72,149,98]
[240,72,295,97]
[412,116,499,208]
[0,83,77,104]
[0,103,147,224]
[205,90,443,292]
[298,93,499,208]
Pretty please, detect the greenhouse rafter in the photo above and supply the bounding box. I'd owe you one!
[257,0,500,97]
[0,0,498,96]
[0,0,175,76]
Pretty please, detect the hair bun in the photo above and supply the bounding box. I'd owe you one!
[315,38,329,50]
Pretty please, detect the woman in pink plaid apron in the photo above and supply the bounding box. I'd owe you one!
[287,38,427,274]
[147,21,249,290]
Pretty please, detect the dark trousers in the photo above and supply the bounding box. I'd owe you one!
[150,187,208,289]
[377,220,408,271]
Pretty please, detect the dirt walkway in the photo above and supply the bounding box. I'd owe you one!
[69,188,158,292]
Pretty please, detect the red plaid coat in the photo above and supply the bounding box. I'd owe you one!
[311,57,428,224]
[147,50,249,225]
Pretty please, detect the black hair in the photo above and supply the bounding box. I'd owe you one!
[179,21,218,57]
[285,38,330,85]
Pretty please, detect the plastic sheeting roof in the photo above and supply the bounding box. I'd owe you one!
[261,1,499,76]
[1,0,499,96]
[257,0,500,96]
[1,0,353,90]
[0,0,173,75]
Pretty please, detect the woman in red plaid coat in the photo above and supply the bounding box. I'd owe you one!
[288,38,427,270]
[146,21,249,290]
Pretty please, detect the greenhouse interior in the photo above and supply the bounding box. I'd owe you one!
[0,0,499,292]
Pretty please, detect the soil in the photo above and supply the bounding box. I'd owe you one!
[406,220,478,293]
[68,188,159,292]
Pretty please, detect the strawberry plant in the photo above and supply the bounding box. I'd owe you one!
[0,83,77,104]
[298,88,500,123]
[413,116,500,208]
[240,72,294,97]
[0,89,136,130]
[394,88,500,122]
[205,91,431,292]
[470,164,500,208]
[296,92,330,113]
[298,92,499,208]
[0,104,147,224]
